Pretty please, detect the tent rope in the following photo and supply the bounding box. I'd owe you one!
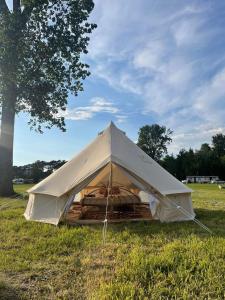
[163,195,212,234]
[0,200,18,210]
[0,193,25,211]
[144,186,212,234]
[102,163,112,245]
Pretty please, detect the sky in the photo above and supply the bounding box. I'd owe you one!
[5,0,225,165]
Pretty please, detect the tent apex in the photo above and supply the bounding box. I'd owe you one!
[106,121,126,136]
[108,120,116,128]
[98,121,117,136]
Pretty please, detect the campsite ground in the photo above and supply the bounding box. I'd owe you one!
[0,184,225,299]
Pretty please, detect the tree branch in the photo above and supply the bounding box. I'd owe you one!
[22,0,47,23]
[0,0,9,13]
[13,0,20,12]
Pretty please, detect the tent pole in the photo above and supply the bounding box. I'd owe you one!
[109,162,112,191]
[102,162,112,245]
[110,161,112,209]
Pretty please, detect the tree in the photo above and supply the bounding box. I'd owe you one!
[195,143,215,176]
[176,148,197,180]
[160,154,177,177]
[200,143,211,153]
[137,124,173,161]
[212,134,225,157]
[220,155,225,180]
[30,161,44,183]
[0,0,96,196]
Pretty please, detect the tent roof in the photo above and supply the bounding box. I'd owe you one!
[28,122,192,197]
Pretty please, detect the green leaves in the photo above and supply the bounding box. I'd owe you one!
[212,134,225,157]
[137,124,173,161]
[0,0,96,132]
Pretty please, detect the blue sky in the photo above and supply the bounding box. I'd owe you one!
[6,0,225,165]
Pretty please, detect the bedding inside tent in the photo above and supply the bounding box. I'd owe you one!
[64,162,154,224]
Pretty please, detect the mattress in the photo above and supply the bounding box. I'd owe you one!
[81,195,141,206]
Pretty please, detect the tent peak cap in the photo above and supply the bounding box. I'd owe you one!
[107,121,124,130]
[109,120,116,127]
[98,121,117,136]
[107,121,117,131]
[104,121,126,135]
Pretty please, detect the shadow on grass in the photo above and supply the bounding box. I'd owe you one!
[122,208,225,237]
[0,281,22,300]
[195,207,225,220]
[64,208,225,239]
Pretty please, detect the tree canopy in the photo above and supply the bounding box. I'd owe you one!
[0,0,96,131]
[137,124,173,161]
[212,134,225,157]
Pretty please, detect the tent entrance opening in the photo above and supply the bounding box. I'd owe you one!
[64,163,153,224]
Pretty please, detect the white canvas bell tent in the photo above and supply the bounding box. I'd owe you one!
[24,122,195,225]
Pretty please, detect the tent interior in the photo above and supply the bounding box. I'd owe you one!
[64,162,155,224]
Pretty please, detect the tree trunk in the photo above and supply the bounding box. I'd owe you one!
[0,0,20,196]
[0,88,16,196]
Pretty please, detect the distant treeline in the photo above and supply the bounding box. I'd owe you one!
[13,160,66,183]
[160,137,225,180]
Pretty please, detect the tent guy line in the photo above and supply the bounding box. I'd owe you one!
[164,195,212,234]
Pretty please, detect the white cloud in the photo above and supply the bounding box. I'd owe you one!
[168,125,225,154]
[86,0,225,152]
[64,110,92,121]
[92,63,143,95]
[88,2,204,116]
[171,18,203,47]
[133,40,166,71]
[194,67,225,124]
[61,97,119,121]
[119,73,143,95]
[115,115,128,123]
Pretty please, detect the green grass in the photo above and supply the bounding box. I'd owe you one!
[0,184,225,299]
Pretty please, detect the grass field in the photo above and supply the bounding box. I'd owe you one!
[0,184,225,299]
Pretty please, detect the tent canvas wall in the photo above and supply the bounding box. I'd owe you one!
[24,122,195,225]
